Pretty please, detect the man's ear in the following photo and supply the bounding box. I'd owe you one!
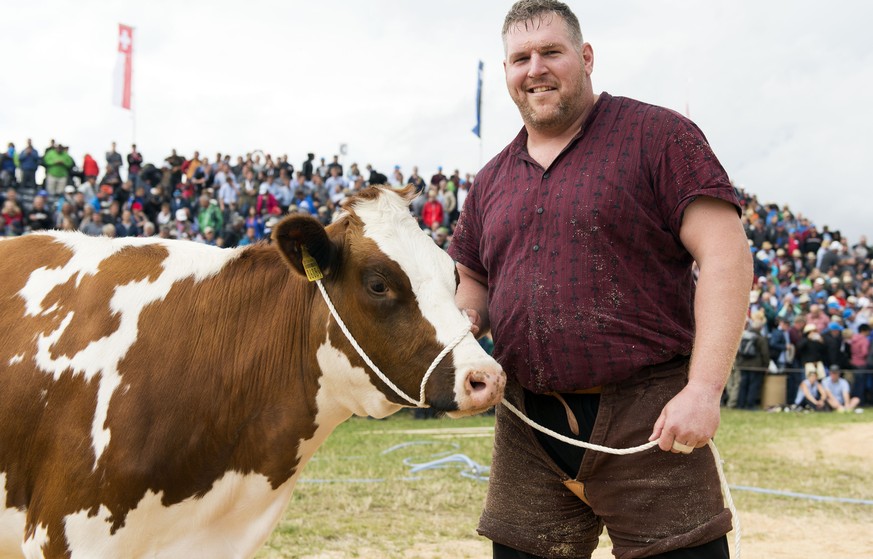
[272,214,339,279]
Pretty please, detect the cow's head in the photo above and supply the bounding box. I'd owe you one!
[273,186,505,418]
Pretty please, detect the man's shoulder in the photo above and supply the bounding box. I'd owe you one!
[601,92,700,136]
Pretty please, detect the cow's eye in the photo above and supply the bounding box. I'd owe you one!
[367,277,388,296]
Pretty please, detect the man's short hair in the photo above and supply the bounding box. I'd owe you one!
[502,0,583,48]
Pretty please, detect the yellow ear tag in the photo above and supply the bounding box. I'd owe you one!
[300,245,324,282]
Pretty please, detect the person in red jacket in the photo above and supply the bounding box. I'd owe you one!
[421,188,445,230]
[82,154,100,181]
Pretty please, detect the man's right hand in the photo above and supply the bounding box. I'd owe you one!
[463,308,481,337]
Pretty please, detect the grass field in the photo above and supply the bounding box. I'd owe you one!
[257,408,873,559]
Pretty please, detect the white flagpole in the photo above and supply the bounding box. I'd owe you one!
[130,25,136,146]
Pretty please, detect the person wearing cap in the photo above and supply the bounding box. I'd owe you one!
[388,165,404,187]
[753,249,771,278]
[42,143,74,197]
[823,322,851,373]
[173,207,191,240]
[449,3,751,557]
[821,365,861,412]
[852,297,873,332]
[797,323,827,379]
[789,248,805,274]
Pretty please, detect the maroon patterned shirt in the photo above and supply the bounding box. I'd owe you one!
[449,92,740,392]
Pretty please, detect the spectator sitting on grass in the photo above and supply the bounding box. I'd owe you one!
[794,369,826,411]
[822,365,861,413]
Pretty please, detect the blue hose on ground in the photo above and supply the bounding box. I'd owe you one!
[729,485,873,505]
[299,441,873,504]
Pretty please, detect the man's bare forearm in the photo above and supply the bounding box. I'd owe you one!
[455,263,490,336]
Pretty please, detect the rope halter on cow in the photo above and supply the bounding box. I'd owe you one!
[302,247,469,408]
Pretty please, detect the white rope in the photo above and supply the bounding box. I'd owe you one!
[708,439,741,558]
[501,398,660,454]
[315,279,469,407]
[501,398,741,557]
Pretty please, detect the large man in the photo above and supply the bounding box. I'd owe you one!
[448,2,752,558]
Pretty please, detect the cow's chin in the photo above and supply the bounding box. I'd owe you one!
[445,406,495,419]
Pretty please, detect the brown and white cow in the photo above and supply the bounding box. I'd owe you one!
[0,186,505,558]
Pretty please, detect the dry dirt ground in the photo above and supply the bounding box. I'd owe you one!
[300,422,873,559]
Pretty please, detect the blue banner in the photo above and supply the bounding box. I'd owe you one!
[472,60,483,138]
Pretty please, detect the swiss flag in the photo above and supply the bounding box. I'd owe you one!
[112,24,134,110]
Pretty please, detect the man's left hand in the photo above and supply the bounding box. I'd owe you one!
[648,383,722,453]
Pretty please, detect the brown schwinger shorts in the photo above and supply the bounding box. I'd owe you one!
[478,359,733,559]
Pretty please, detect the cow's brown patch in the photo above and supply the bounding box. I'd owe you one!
[46,245,168,359]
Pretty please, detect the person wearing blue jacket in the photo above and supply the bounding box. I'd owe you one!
[18,139,40,191]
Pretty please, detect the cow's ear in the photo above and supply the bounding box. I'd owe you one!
[272,214,339,279]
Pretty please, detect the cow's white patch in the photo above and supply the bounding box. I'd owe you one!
[20,233,243,464]
[315,329,402,420]
[352,191,497,408]
[7,354,23,366]
[61,471,295,559]
[20,524,48,559]
[0,473,27,557]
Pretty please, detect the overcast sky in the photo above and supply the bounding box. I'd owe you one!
[2,0,871,241]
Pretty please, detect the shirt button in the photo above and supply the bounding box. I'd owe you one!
[533,244,540,252]
[536,207,544,214]
[543,172,550,179]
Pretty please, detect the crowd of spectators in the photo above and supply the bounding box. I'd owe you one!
[0,139,469,247]
[2,138,871,414]
[727,190,873,412]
